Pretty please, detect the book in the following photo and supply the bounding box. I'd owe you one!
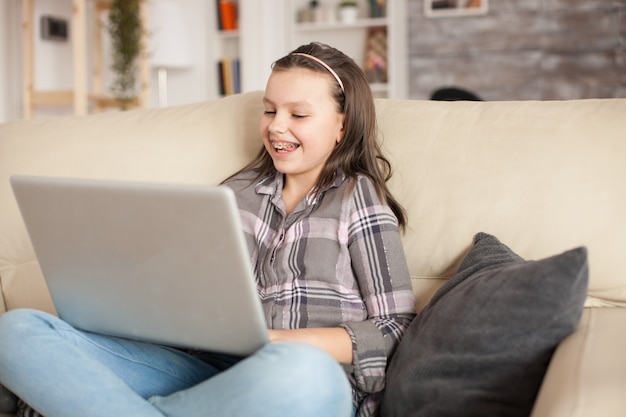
[222,57,233,95]
[217,61,225,96]
[367,0,386,18]
[232,58,241,94]
[217,57,241,96]
[218,0,238,31]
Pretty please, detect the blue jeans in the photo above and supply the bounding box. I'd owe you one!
[0,309,353,417]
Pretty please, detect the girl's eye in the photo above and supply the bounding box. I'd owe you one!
[262,110,306,118]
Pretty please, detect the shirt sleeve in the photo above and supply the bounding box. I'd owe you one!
[340,176,416,395]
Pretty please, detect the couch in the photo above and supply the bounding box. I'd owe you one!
[1,91,625,416]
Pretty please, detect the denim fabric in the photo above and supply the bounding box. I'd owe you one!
[0,309,353,417]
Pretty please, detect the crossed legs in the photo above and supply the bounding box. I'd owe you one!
[0,308,352,417]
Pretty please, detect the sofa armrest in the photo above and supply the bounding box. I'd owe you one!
[531,307,626,416]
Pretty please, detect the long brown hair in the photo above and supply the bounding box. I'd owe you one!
[225,42,406,230]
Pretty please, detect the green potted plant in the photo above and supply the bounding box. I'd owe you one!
[338,1,359,23]
[107,0,144,109]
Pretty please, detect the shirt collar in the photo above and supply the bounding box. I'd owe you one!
[254,170,347,206]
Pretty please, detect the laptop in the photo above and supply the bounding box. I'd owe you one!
[10,175,269,356]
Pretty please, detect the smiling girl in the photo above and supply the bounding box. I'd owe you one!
[221,42,416,416]
[0,43,415,417]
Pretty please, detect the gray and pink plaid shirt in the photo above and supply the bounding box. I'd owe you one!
[224,169,416,416]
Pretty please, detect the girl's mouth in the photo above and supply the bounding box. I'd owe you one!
[271,141,300,153]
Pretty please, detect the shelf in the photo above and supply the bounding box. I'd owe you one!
[218,29,239,39]
[369,83,388,93]
[21,0,149,118]
[208,0,407,99]
[30,90,74,106]
[294,17,389,32]
[88,94,141,111]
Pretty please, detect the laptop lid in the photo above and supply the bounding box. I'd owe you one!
[10,175,268,356]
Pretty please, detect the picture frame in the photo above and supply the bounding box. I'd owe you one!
[424,0,489,18]
[363,27,388,84]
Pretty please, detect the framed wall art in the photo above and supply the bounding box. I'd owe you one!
[424,0,488,18]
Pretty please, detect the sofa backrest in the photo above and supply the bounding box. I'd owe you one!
[1,92,625,313]
[0,94,264,313]
[375,98,626,309]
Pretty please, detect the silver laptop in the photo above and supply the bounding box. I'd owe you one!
[10,175,269,356]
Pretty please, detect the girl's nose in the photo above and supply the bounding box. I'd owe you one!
[268,113,287,134]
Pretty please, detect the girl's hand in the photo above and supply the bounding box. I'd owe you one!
[268,327,353,365]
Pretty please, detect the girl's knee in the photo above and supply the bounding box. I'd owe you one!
[267,342,343,374]
[1,307,54,325]
[259,343,352,411]
[0,309,58,343]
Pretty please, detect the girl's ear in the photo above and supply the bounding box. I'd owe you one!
[336,129,345,144]
[336,115,346,144]
[336,129,344,144]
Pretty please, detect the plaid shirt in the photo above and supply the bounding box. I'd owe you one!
[225,170,416,416]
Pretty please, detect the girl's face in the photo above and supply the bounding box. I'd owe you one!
[260,67,344,191]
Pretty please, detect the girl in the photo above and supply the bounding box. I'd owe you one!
[0,42,415,417]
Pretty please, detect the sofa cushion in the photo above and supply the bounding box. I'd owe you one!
[381,232,588,417]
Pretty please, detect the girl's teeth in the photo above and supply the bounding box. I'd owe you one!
[273,142,297,150]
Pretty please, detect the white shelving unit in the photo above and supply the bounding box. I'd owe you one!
[288,0,407,99]
[21,0,150,118]
[209,0,290,96]
[209,0,407,99]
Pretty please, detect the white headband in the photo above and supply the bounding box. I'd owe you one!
[292,52,345,93]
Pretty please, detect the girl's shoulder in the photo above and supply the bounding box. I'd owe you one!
[353,172,376,189]
[338,173,387,209]
[339,174,398,230]
[222,169,264,191]
[350,173,381,198]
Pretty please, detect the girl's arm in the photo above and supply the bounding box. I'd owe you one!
[339,176,416,395]
[268,327,353,364]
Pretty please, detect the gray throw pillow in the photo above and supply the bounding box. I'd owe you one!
[381,232,588,417]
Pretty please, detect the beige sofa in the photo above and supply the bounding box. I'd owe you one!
[1,91,625,416]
